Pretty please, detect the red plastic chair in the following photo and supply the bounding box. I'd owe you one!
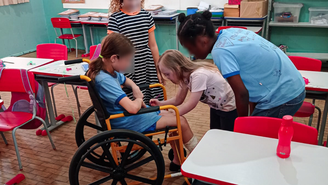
[36,44,77,118]
[234,116,318,145]
[0,69,55,170]
[51,18,82,58]
[36,44,68,61]
[289,56,322,131]
[216,26,247,33]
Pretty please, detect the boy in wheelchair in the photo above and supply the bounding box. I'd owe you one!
[87,33,198,172]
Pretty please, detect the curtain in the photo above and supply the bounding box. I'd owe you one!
[0,0,29,6]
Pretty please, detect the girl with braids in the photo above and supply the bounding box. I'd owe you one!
[88,33,198,172]
[107,0,164,103]
[177,11,305,118]
[150,50,237,131]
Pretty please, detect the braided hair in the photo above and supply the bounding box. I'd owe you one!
[178,11,215,43]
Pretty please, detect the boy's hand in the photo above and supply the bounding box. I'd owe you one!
[132,86,144,100]
[149,99,160,107]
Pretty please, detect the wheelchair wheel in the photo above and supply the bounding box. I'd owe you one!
[168,148,187,161]
[69,129,165,185]
[75,106,147,166]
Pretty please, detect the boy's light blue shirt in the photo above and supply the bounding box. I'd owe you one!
[211,28,305,110]
[95,70,161,132]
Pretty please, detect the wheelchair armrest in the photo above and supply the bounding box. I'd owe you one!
[123,106,160,117]
[122,84,150,93]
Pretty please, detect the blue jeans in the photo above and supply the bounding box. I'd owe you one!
[251,90,305,118]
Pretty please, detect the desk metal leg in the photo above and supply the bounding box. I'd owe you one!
[319,94,328,145]
[261,20,265,37]
[41,80,56,126]
[82,24,89,54]
[89,26,95,46]
[175,17,179,50]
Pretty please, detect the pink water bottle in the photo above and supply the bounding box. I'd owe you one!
[276,115,294,158]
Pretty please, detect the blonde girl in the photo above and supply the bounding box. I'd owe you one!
[151,50,237,131]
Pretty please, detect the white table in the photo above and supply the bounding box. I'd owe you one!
[299,70,328,145]
[182,130,328,185]
[30,60,86,77]
[31,60,87,132]
[0,57,53,70]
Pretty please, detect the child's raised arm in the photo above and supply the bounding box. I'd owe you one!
[118,77,146,114]
[150,86,188,107]
[123,78,143,100]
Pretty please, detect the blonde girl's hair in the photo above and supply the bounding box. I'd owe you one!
[87,33,134,81]
[158,50,219,85]
[110,0,145,13]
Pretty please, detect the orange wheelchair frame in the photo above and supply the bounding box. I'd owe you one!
[59,59,191,185]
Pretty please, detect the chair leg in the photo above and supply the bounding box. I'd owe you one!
[35,116,56,150]
[51,84,59,118]
[72,85,81,117]
[12,128,23,170]
[74,38,78,58]
[1,132,8,145]
[315,106,322,131]
[308,115,314,127]
[68,40,72,53]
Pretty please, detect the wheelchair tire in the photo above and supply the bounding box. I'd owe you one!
[168,148,187,161]
[69,129,165,185]
[75,106,147,166]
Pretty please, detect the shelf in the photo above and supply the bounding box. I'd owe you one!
[286,53,328,60]
[269,22,328,28]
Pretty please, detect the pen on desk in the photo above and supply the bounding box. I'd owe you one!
[2,61,14,64]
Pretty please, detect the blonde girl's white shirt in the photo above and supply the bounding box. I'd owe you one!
[187,68,236,112]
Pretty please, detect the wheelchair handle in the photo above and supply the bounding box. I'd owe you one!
[58,75,82,83]
[64,58,90,65]
[123,106,160,117]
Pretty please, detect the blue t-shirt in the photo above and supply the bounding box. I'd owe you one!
[95,70,161,132]
[211,28,305,110]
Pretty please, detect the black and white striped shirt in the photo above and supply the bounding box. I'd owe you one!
[108,9,156,49]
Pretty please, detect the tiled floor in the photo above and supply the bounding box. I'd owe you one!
[0,51,327,185]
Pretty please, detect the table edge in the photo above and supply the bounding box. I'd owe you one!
[181,168,236,185]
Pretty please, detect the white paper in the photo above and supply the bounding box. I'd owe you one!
[198,1,210,11]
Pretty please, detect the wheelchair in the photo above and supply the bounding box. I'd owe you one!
[59,59,191,185]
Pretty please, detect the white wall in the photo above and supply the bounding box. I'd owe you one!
[63,0,228,10]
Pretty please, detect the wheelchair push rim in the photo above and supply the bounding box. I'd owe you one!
[75,106,148,166]
[69,129,165,185]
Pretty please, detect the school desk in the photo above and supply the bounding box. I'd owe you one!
[224,16,267,37]
[181,129,328,185]
[31,60,86,132]
[0,57,54,70]
[299,70,328,146]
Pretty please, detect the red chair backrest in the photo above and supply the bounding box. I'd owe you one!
[36,44,68,61]
[216,26,247,33]
[234,116,318,145]
[288,56,322,72]
[0,69,36,93]
[51,17,72,29]
[90,45,97,60]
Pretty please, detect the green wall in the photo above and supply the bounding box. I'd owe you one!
[0,0,49,58]
[270,0,328,54]
[1,0,326,58]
